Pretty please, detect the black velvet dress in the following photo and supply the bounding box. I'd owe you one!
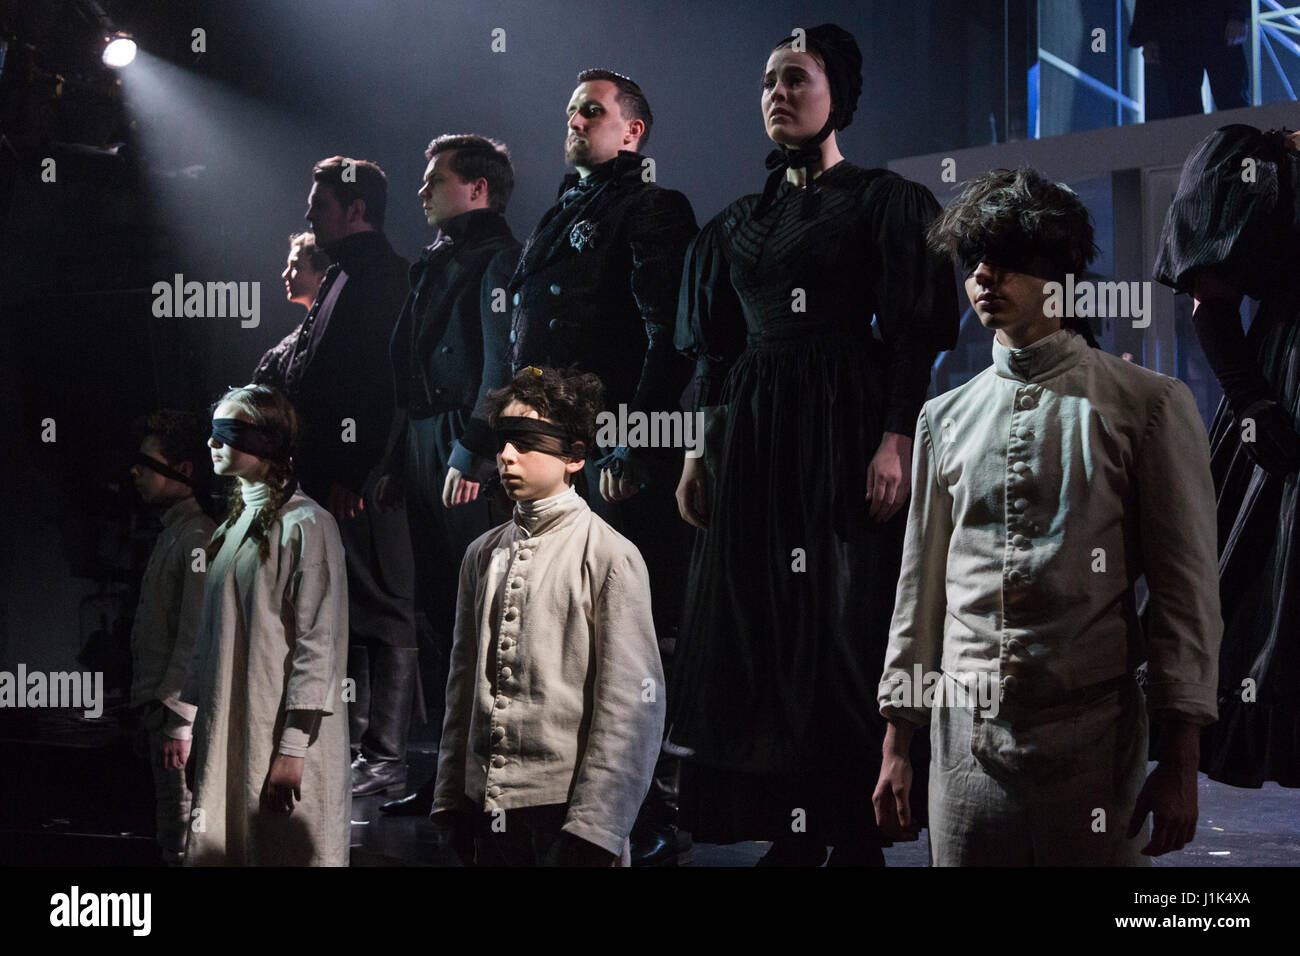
[1154,124,1300,788]
[668,162,959,844]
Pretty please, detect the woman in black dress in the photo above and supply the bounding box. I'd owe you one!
[669,24,959,865]
[1154,124,1300,788]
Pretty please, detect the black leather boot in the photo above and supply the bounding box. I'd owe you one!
[347,644,370,763]
[631,633,692,866]
[352,645,418,797]
[630,751,692,865]
[379,773,438,816]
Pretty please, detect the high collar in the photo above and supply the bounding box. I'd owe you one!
[160,496,202,528]
[433,207,509,246]
[559,150,643,194]
[512,485,586,538]
[240,481,272,510]
[325,229,394,273]
[992,327,1090,383]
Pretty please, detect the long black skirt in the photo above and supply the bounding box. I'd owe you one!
[1199,301,1300,788]
[666,331,927,844]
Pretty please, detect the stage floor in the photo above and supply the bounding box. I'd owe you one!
[3,711,1296,866]
[349,746,1300,867]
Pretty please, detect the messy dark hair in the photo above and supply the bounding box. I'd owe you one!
[311,155,388,229]
[928,167,1100,345]
[576,68,653,148]
[425,134,515,212]
[927,167,1097,278]
[134,409,207,468]
[486,365,606,447]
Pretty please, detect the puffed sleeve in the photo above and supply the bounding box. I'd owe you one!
[1154,124,1295,299]
[865,174,961,436]
[627,187,698,417]
[251,328,301,391]
[674,217,748,409]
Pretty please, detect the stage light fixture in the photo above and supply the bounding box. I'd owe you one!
[102,33,137,69]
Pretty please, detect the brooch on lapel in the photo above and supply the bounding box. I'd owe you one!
[569,220,598,252]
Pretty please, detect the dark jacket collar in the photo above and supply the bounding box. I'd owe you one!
[430,208,512,249]
[557,150,644,196]
[326,229,395,273]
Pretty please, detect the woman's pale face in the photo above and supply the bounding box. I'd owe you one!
[761,48,833,146]
[208,401,269,482]
[281,244,323,307]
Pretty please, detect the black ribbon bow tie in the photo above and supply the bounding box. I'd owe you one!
[754,142,826,220]
[765,142,823,172]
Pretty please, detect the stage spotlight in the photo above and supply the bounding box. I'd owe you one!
[103,33,137,69]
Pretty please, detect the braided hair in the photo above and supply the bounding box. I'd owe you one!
[208,384,298,563]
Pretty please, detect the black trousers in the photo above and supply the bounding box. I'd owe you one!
[1145,41,1247,121]
[336,483,417,649]
[579,452,690,647]
[471,804,569,867]
[580,452,691,825]
[303,470,416,763]
[405,412,501,740]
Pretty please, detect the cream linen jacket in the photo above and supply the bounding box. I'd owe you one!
[128,497,216,737]
[879,328,1222,725]
[433,486,666,856]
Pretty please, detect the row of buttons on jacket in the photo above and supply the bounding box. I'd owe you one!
[485,544,536,798]
[1005,385,1043,587]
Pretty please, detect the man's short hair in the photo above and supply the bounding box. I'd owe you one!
[576,68,653,149]
[926,167,1097,278]
[424,134,515,212]
[288,231,331,272]
[134,409,207,467]
[486,366,606,445]
[311,156,388,230]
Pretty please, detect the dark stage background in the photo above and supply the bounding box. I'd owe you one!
[0,0,1006,675]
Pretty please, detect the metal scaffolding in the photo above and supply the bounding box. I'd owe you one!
[1252,0,1300,104]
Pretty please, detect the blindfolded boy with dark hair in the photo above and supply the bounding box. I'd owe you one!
[431,366,665,866]
[875,168,1222,866]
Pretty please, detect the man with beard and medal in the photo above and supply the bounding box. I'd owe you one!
[507,69,698,864]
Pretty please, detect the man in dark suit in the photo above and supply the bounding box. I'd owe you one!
[373,134,521,816]
[508,69,698,864]
[285,155,417,797]
[1129,0,1249,119]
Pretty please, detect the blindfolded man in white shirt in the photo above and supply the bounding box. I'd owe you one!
[873,168,1222,866]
